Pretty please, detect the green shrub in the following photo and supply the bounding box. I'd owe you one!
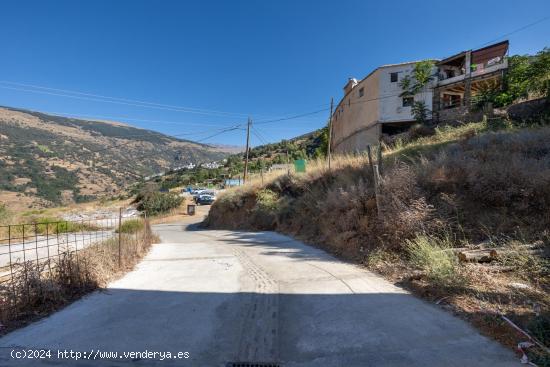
[251,189,280,230]
[135,192,183,216]
[255,189,279,212]
[0,203,11,224]
[116,219,144,234]
[406,234,461,286]
[31,217,98,234]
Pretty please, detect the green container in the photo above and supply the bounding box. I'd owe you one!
[294,159,307,173]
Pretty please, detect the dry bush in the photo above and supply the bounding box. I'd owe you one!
[496,239,550,286]
[416,127,550,239]
[207,124,550,263]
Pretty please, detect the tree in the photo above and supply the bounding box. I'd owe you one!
[399,60,436,96]
[495,54,532,106]
[411,102,430,124]
[314,125,329,158]
[483,48,550,107]
[399,60,436,124]
[528,47,550,101]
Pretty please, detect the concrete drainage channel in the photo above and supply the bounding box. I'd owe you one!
[226,363,280,367]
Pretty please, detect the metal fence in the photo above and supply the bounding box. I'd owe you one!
[0,210,151,322]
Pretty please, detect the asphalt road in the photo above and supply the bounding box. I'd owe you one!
[0,215,520,366]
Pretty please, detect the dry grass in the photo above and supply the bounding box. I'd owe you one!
[206,121,550,362]
[405,234,462,287]
[0,219,157,334]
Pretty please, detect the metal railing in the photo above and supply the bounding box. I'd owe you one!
[0,211,151,323]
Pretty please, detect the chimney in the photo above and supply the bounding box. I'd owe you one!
[343,78,358,94]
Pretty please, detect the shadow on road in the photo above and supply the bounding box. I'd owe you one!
[0,288,518,366]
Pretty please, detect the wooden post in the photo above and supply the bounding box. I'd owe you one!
[243,117,251,184]
[373,164,383,219]
[327,97,334,170]
[377,144,383,176]
[367,145,374,175]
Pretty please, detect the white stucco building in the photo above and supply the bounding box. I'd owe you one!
[331,61,435,154]
[330,41,509,155]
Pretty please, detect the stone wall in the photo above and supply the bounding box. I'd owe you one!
[507,98,549,121]
[436,106,484,124]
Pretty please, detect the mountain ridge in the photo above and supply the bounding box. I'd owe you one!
[0,106,231,209]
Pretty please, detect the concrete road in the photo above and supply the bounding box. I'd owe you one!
[0,218,520,366]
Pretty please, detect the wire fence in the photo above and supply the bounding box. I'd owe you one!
[0,210,153,327]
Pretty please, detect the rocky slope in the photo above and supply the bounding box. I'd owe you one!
[0,106,229,209]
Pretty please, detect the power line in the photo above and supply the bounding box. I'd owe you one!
[477,15,550,48]
[254,108,329,125]
[254,126,270,145]
[194,126,244,143]
[0,81,251,118]
[0,81,334,122]
[0,116,246,145]
[251,126,269,146]
[0,85,252,119]
[80,125,244,156]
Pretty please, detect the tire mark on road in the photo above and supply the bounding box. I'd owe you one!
[232,248,279,363]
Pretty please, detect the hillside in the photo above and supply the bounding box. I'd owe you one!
[205,117,550,363]
[142,127,328,191]
[0,106,230,209]
[246,127,327,165]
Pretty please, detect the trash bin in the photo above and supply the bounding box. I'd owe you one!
[294,159,307,173]
[187,204,196,216]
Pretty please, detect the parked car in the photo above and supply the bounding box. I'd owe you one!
[195,194,215,205]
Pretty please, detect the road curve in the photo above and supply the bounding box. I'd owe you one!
[0,218,520,366]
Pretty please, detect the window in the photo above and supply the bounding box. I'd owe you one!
[358,87,364,97]
[402,96,414,107]
[390,72,398,83]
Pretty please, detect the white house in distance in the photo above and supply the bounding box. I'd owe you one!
[331,61,436,154]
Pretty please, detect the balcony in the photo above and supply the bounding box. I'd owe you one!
[471,57,508,78]
[437,72,466,86]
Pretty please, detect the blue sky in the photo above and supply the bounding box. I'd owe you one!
[0,0,549,147]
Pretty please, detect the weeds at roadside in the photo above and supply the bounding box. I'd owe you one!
[405,234,463,287]
[116,218,144,234]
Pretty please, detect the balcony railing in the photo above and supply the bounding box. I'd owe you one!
[470,56,508,76]
[439,100,463,110]
[437,56,508,86]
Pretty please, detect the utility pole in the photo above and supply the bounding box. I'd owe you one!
[243,117,251,183]
[327,97,334,170]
